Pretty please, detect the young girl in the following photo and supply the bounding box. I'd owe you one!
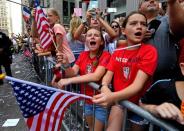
[54,28,111,131]
[47,8,75,63]
[92,11,158,131]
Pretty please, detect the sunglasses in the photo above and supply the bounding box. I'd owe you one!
[111,25,119,29]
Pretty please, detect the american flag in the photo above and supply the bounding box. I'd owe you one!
[35,2,53,49]
[23,49,33,58]
[22,7,31,23]
[9,79,89,131]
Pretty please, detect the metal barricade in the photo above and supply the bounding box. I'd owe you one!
[32,54,180,131]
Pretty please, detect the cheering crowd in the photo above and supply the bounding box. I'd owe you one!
[1,0,184,130]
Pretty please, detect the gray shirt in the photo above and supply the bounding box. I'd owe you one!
[145,16,181,80]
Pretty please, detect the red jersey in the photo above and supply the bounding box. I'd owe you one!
[75,51,111,104]
[107,43,158,103]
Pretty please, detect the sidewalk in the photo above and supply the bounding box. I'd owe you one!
[0,53,40,131]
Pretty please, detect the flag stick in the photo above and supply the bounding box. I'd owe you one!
[49,30,58,50]
[6,0,32,9]
[4,75,92,100]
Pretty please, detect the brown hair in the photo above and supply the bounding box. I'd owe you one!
[122,11,147,28]
[48,8,61,23]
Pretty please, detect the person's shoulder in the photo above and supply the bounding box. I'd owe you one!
[149,79,173,91]
[102,51,111,56]
[54,23,64,29]
[80,51,89,56]
[141,43,157,52]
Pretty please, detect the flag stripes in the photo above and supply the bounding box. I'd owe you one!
[35,5,53,49]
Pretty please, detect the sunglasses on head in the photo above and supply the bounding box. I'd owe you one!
[111,25,119,29]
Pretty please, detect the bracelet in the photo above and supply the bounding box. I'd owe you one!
[62,64,71,70]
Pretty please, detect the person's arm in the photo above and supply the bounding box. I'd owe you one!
[73,11,91,41]
[57,65,107,88]
[55,34,63,50]
[167,0,184,36]
[73,24,86,42]
[93,70,149,107]
[140,102,184,125]
[97,17,116,40]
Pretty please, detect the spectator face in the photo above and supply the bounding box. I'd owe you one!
[47,11,59,26]
[122,13,147,45]
[139,0,160,14]
[111,22,121,37]
[90,18,100,28]
[85,28,103,52]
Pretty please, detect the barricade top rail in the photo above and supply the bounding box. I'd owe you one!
[43,55,179,131]
[88,82,179,131]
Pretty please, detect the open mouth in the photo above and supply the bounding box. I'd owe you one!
[90,41,96,46]
[134,32,142,36]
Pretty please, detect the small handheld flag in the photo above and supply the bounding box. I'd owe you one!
[22,7,31,23]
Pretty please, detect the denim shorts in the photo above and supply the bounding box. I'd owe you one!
[128,112,148,125]
[84,104,108,124]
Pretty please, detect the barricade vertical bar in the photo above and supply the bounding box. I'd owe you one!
[44,56,48,85]
[122,108,127,131]
[69,84,72,130]
[82,84,87,131]
[92,90,95,131]
[149,123,154,131]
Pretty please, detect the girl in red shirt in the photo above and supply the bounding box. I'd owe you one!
[54,28,111,131]
[93,11,158,131]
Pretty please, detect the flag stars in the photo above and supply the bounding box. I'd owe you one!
[22,100,27,103]
[31,88,36,92]
[15,86,20,90]
[20,90,25,94]
[26,86,31,90]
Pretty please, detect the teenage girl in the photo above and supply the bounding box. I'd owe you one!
[92,11,158,131]
[54,28,111,131]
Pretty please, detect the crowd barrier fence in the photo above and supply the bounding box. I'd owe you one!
[30,54,179,131]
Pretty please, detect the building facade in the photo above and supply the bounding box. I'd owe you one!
[0,0,11,35]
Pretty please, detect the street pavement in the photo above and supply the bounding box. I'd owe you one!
[0,53,40,131]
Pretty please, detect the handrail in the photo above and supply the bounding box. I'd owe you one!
[120,101,179,131]
[45,56,179,131]
[88,82,179,131]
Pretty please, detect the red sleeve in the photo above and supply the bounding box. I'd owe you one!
[53,24,65,36]
[138,45,158,76]
[98,51,111,67]
[75,51,87,66]
[106,52,117,72]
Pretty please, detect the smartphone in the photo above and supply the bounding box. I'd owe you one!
[148,19,161,37]
[88,9,96,19]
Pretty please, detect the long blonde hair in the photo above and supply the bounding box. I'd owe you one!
[69,16,81,39]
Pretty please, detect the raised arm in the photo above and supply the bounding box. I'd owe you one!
[97,17,116,40]
[167,0,184,36]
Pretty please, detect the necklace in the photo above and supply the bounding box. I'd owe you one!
[115,44,141,51]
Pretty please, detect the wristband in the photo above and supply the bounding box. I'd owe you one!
[62,64,71,70]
